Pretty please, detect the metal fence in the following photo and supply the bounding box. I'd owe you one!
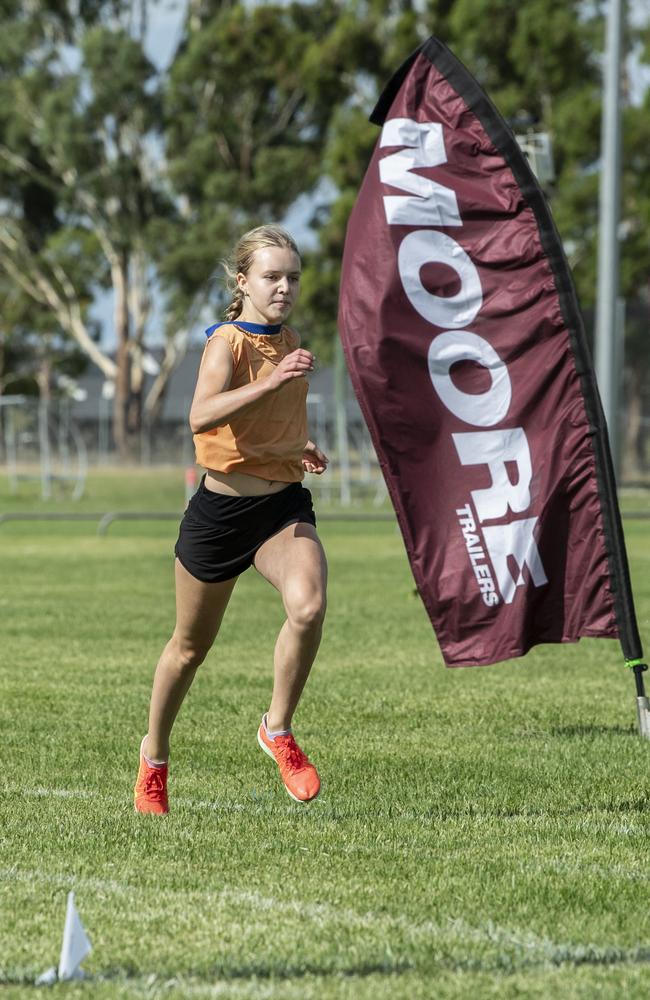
[0,394,388,505]
[2,392,649,505]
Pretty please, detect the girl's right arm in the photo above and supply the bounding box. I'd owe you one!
[189,336,314,434]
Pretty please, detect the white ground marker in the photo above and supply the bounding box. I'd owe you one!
[35,890,92,985]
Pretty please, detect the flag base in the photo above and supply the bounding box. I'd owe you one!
[636,697,650,740]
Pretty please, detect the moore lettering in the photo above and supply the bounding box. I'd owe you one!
[379,117,548,606]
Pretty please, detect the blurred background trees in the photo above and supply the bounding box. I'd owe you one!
[1,0,648,472]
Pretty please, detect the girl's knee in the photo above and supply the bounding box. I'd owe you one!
[287,590,327,632]
[169,633,211,672]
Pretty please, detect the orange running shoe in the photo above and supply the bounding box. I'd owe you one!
[134,737,169,815]
[257,717,320,803]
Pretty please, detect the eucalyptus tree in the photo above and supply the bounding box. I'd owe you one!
[0,0,177,456]
[157,0,369,340]
[0,1,85,402]
[1,0,376,454]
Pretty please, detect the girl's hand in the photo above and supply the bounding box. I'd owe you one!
[269,349,314,389]
[302,441,329,475]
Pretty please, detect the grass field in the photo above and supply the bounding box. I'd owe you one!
[2,470,650,999]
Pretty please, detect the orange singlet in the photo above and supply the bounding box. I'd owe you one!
[193,322,309,483]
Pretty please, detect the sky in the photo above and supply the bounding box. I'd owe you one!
[143,0,185,69]
[629,0,650,104]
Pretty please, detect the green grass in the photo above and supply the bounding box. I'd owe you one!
[0,465,394,517]
[2,466,648,516]
[0,466,189,514]
[2,471,650,998]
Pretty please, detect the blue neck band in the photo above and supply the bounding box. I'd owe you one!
[205,321,283,338]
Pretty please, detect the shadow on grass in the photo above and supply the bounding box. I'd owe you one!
[452,945,650,976]
[306,786,650,824]
[0,959,414,988]
[550,723,637,737]
[7,946,650,989]
[184,959,413,982]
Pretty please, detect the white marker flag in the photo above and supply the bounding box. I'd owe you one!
[58,891,91,981]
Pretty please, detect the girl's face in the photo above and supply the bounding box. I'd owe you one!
[237,246,301,325]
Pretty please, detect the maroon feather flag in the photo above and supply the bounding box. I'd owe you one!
[338,38,644,671]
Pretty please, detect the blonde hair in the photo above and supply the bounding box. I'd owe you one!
[221,225,301,322]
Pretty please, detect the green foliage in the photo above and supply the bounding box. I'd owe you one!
[159,0,371,326]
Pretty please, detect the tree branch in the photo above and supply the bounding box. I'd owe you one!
[13,84,123,269]
[259,87,304,146]
[129,245,151,349]
[0,144,65,195]
[215,131,236,168]
[0,244,46,303]
[0,227,117,378]
[143,329,187,419]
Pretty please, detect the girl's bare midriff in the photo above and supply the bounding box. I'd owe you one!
[204,468,295,497]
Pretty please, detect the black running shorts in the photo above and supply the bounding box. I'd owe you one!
[174,476,317,583]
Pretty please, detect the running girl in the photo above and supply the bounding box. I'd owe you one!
[134,225,328,814]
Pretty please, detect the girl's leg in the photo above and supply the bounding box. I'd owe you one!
[252,522,327,731]
[144,559,238,761]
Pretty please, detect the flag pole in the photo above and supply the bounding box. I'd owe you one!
[627,659,650,737]
[593,0,649,736]
[594,0,624,474]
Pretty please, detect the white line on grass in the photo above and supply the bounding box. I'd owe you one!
[3,865,649,975]
[39,973,381,1000]
[16,785,246,811]
[106,977,406,1000]
[26,787,95,799]
[15,784,649,832]
[542,857,650,883]
[0,867,128,896]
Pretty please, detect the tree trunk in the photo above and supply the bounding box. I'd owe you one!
[113,255,132,458]
[129,351,144,449]
[144,330,189,426]
[36,352,52,402]
[126,247,149,450]
[0,330,5,396]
